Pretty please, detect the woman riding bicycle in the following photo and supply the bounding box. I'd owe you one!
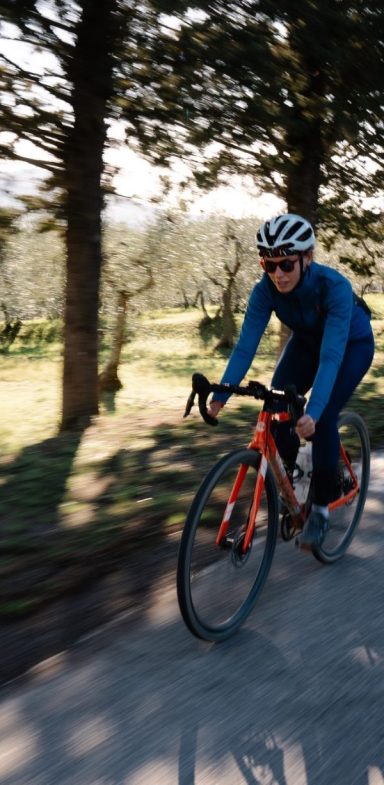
[208,213,375,551]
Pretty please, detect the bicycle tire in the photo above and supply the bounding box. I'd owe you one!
[313,410,370,564]
[177,448,279,641]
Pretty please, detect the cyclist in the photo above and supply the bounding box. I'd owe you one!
[208,213,375,551]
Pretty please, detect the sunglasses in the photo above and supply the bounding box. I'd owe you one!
[260,257,299,274]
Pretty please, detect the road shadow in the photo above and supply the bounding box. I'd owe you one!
[175,618,384,785]
[0,410,249,682]
[1,596,382,785]
[0,431,85,536]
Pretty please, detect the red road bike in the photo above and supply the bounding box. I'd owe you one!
[177,373,370,641]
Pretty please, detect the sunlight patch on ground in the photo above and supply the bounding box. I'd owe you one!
[0,704,38,778]
[67,714,116,758]
[352,646,382,668]
[368,767,384,785]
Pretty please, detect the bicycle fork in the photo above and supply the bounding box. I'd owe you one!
[219,411,275,553]
[215,452,268,553]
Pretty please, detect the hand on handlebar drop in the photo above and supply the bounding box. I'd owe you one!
[295,414,316,439]
[207,399,223,419]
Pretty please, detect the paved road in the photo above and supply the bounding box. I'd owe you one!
[0,454,383,785]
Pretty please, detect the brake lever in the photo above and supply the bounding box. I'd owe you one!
[193,373,218,426]
[183,373,219,426]
[183,389,196,419]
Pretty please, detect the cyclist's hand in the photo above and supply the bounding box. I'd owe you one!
[296,414,316,438]
[207,399,223,419]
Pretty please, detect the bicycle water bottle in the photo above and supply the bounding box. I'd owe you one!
[294,442,312,504]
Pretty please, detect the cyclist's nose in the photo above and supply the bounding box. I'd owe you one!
[274,265,285,278]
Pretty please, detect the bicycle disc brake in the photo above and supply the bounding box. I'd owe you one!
[280,512,296,541]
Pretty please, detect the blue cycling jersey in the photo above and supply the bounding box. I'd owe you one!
[214,261,373,421]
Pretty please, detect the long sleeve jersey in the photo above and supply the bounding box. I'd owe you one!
[214,261,373,421]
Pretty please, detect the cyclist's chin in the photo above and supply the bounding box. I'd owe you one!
[274,281,294,293]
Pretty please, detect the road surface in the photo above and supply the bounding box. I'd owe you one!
[0,454,383,785]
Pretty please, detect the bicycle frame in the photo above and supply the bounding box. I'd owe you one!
[216,408,305,553]
[215,409,361,554]
[329,443,360,511]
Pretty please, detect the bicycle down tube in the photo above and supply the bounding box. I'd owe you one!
[215,408,306,554]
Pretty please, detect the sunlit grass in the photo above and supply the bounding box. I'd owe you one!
[0,353,62,452]
[1,298,383,454]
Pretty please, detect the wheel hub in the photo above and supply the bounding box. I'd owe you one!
[231,530,252,567]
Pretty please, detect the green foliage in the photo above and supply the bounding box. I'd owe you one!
[17,319,63,346]
[2,216,382,328]
[0,207,22,258]
[0,318,22,353]
[3,2,384,245]
[318,202,384,281]
[127,1,384,264]
[0,228,65,320]
[338,255,375,280]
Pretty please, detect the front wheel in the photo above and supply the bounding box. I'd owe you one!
[177,448,279,641]
[313,411,370,564]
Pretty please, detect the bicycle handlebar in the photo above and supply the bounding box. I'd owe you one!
[184,372,306,427]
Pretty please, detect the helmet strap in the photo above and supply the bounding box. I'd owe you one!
[299,253,305,283]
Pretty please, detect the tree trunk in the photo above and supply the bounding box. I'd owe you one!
[216,286,237,349]
[214,237,242,350]
[195,290,211,322]
[285,120,323,227]
[98,264,153,393]
[284,64,325,227]
[98,291,128,392]
[0,301,22,351]
[61,0,117,430]
[281,75,325,358]
[278,140,322,358]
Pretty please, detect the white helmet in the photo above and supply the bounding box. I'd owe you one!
[256,214,315,257]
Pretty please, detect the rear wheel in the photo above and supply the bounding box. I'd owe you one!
[313,411,370,564]
[177,448,279,641]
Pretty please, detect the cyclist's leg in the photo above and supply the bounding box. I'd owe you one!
[311,336,375,505]
[271,334,317,470]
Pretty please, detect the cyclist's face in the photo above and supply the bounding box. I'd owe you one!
[263,254,307,292]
